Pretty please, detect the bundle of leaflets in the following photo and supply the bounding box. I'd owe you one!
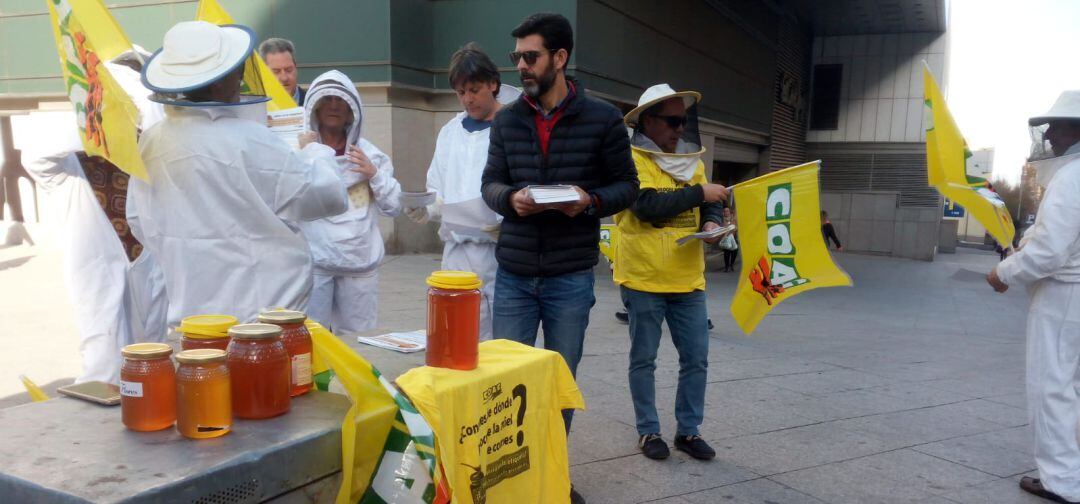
[676,224,737,246]
[528,185,580,204]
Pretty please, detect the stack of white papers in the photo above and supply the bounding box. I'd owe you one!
[676,224,736,246]
[357,330,427,353]
[528,185,580,204]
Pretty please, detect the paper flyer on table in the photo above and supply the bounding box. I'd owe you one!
[676,224,736,246]
[267,106,305,150]
[357,330,427,353]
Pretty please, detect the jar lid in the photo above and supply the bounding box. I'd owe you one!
[228,323,283,340]
[257,309,308,325]
[176,348,227,364]
[178,314,237,339]
[426,270,482,290]
[121,342,173,360]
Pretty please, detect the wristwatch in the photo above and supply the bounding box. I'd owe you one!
[584,194,599,217]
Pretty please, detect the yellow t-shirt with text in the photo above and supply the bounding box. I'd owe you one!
[395,339,585,504]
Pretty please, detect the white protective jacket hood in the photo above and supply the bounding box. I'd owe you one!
[300,70,402,274]
[630,131,705,182]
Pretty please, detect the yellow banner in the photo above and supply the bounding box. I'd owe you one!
[46,0,147,180]
[730,161,852,334]
[923,64,1015,248]
[195,0,299,111]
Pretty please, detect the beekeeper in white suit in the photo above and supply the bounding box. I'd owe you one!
[300,69,402,334]
[132,21,349,329]
[406,43,520,340]
[16,47,164,384]
[988,90,1080,503]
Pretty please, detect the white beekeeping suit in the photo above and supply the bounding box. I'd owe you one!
[133,21,348,329]
[994,90,1080,502]
[300,70,402,334]
[13,53,164,385]
[413,85,520,341]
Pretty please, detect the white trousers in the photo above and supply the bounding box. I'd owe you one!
[442,241,497,341]
[1028,279,1080,501]
[308,270,378,336]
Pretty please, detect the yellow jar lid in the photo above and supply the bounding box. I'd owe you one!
[257,309,308,325]
[122,343,173,360]
[178,314,237,339]
[426,270,482,290]
[176,349,227,364]
[228,323,282,340]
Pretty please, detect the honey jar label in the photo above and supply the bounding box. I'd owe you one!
[120,380,143,397]
[292,353,312,386]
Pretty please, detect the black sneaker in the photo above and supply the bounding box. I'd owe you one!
[571,484,586,504]
[674,434,715,460]
[615,311,629,324]
[638,433,670,460]
[707,319,714,331]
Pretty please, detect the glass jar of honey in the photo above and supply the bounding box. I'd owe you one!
[258,310,313,397]
[226,323,290,419]
[179,314,237,351]
[120,343,176,431]
[175,349,231,439]
[426,270,481,370]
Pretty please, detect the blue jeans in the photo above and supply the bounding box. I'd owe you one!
[620,286,709,437]
[493,267,596,431]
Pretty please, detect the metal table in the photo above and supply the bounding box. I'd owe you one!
[0,391,350,503]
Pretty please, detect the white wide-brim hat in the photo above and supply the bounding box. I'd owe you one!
[625,83,701,127]
[1030,90,1080,126]
[142,21,255,93]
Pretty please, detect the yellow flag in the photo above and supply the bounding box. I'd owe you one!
[923,64,1015,248]
[46,0,147,180]
[729,161,852,334]
[195,0,299,111]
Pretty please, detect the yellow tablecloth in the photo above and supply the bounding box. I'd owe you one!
[396,339,585,504]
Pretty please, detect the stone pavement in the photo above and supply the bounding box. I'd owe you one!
[1,243,1043,503]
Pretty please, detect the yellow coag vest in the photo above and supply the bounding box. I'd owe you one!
[613,147,709,293]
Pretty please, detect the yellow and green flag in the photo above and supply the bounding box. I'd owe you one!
[195,0,299,111]
[46,0,147,180]
[923,64,1015,248]
[730,161,852,334]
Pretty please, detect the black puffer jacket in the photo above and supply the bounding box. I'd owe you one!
[482,80,639,277]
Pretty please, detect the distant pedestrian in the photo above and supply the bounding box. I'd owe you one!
[821,210,843,251]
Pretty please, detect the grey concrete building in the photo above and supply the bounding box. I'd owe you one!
[0,0,947,259]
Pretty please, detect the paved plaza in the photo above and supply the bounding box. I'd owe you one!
[1,241,1043,503]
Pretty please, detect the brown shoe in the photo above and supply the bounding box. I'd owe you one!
[1020,476,1080,503]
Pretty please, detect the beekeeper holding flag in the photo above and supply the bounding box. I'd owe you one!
[988,90,1080,503]
[406,43,520,340]
[131,21,349,328]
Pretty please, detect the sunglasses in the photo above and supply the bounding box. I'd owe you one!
[509,49,551,66]
[649,114,688,129]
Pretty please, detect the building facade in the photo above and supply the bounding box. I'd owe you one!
[0,0,947,259]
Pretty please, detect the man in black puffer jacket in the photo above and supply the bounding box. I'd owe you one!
[482,13,638,429]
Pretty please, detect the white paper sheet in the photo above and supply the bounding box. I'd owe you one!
[267,106,305,150]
